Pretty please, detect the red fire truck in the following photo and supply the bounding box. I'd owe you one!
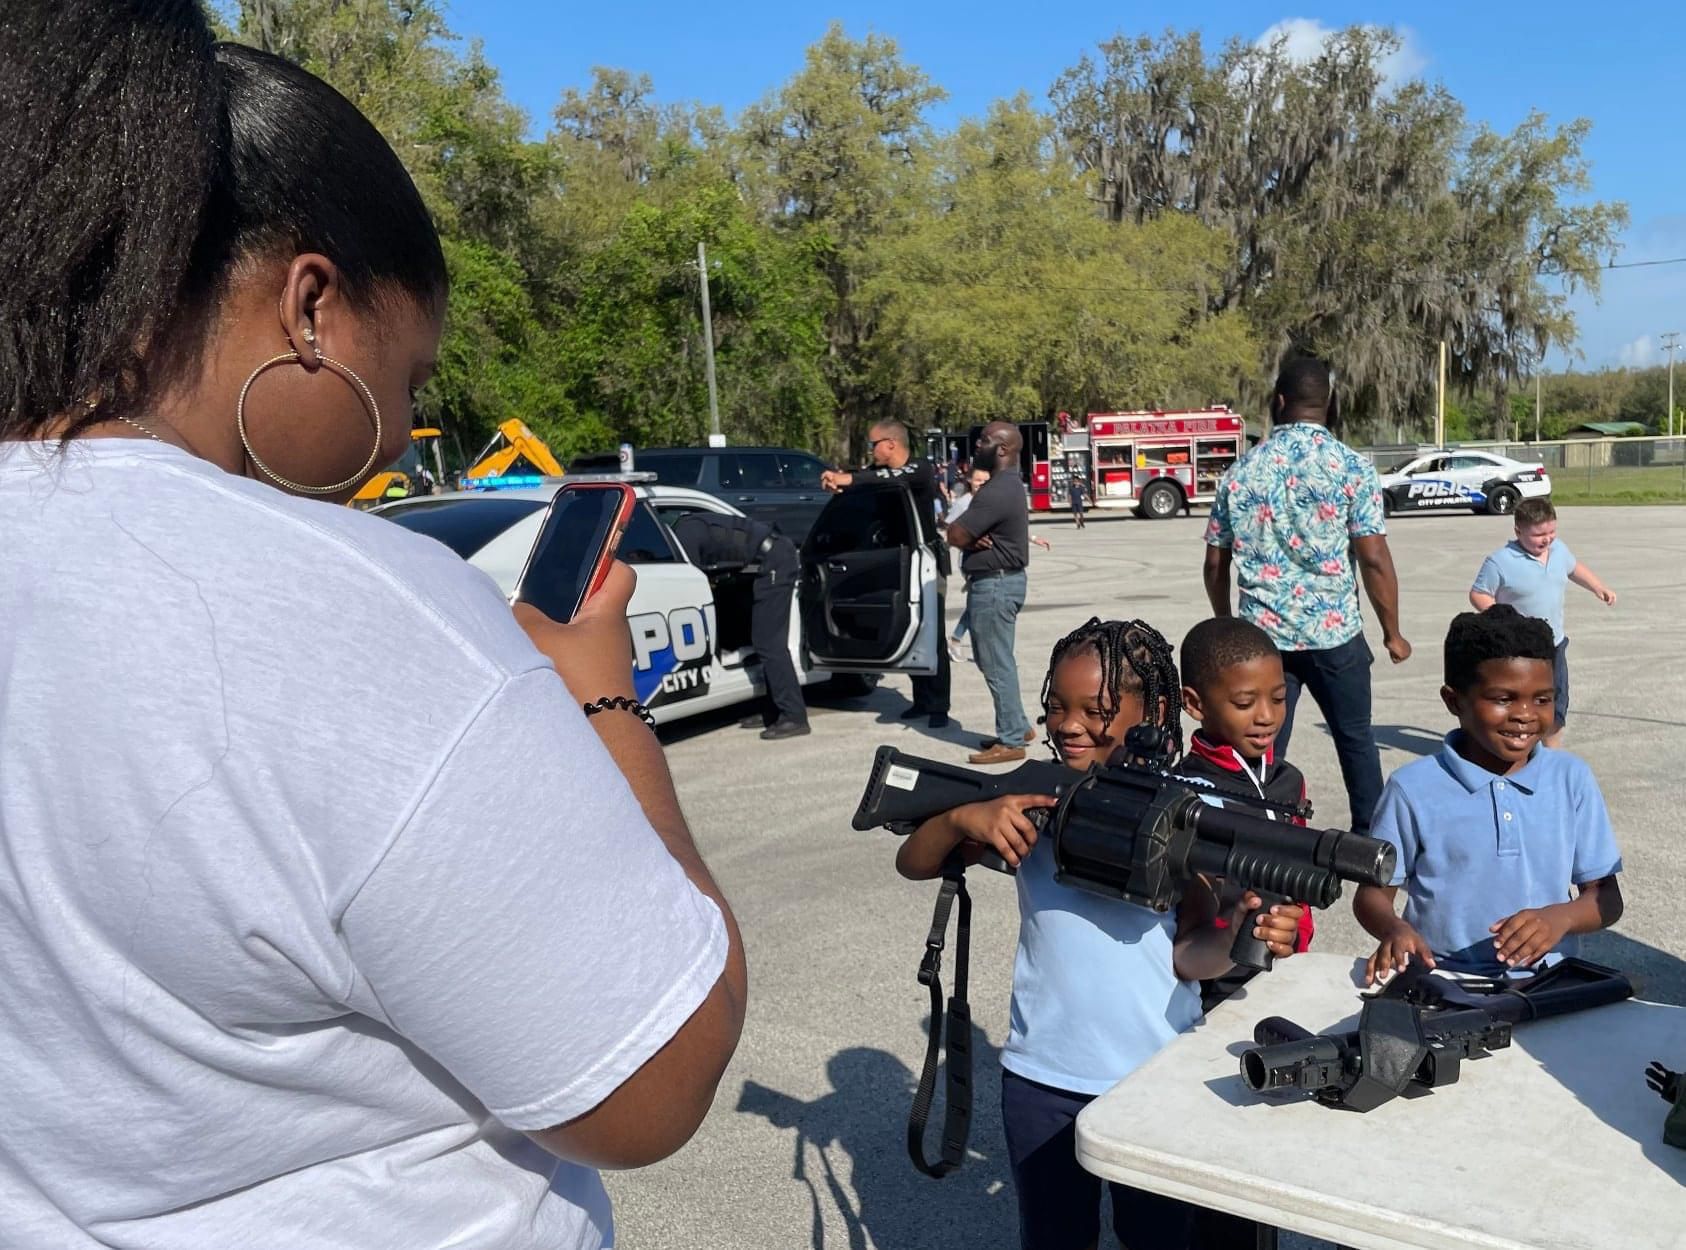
[1065,407,1245,519]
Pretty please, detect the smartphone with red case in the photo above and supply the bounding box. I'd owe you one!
[511,482,636,623]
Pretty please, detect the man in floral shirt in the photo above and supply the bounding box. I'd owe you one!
[1202,357,1411,834]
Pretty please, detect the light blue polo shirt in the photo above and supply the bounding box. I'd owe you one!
[1001,836,1202,1095]
[1471,539,1576,643]
[1371,733,1622,975]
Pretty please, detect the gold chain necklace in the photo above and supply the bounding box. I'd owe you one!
[113,414,164,443]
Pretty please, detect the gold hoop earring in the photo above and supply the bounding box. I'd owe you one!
[236,351,382,495]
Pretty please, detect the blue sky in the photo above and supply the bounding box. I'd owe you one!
[447,1,1684,371]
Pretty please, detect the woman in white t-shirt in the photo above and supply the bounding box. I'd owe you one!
[0,5,745,1248]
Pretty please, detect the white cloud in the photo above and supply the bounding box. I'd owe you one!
[1255,18,1427,89]
[1617,335,1659,368]
[1257,17,1334,63]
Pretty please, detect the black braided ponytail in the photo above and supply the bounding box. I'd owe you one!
[1039,617,1183,758]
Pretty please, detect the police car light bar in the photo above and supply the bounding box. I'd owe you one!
[468,474,554,489]
[467,472,657,491]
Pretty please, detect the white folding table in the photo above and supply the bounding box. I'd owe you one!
[1075,953,1686,1250]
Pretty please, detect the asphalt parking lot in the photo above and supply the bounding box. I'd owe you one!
[606,505,1686,1250]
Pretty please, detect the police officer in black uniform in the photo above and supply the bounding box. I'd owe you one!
[670,511,810,740]
[820,418,952,728]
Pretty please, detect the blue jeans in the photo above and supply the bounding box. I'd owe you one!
[1552,638,1570,731]
[1277,632,1384,835]
[967,572,1032,743]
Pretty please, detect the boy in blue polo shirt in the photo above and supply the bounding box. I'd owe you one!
[1469,496,1616,748]
[1353,605,1623,982]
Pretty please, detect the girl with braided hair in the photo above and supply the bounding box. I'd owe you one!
[1037,617,1184,766]
[898,617,1304,1250]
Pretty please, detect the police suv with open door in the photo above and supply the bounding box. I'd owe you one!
[798,478,943,684]
[375,475,940,728]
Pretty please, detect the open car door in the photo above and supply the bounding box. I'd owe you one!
[800,481,939,675]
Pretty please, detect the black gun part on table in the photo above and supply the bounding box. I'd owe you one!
[851,732,1397,973]
[1645,1060,1686,1149]
[1240,958,1635,1113]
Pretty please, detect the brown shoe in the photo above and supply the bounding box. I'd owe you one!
[968,744,1027,765]
[978,730,1037,749]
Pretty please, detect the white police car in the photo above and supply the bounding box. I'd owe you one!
[1377,450,1552,517]
[376,476,942,727]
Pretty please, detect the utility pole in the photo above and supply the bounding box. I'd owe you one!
[1436,340,1447,447]
[1535,371,1542,444]
[697,241,723,447]
[1663,331,1681,438]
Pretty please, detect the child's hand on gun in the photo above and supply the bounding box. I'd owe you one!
[952,795,1058,869]
[1365,921,1436,985]
[1491,906,1570,968]
[1238,894,1305,960]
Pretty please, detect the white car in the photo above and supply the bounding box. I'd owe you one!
[375,477,942,726]
[1377,450,1552,517]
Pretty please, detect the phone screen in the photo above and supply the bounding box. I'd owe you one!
[512,484,632,623]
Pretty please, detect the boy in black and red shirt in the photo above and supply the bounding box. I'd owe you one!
[1174,616,1317,1250]
[1174,616,1317,1013]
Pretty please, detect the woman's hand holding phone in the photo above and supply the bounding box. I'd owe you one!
[512,483,635,623]
[515,561,638,703]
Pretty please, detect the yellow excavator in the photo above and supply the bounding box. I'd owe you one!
[349,428,447,509]
[349,419,565,509]
[460,419,567,482]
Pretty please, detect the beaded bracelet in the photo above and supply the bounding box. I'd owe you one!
[582,695,656,730]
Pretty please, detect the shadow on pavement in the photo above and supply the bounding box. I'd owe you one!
[1583,929,1686,1007]
[1309,720,1442,759]
[868,695,983,750]
[1370,723,1444,758]
[736,1038,1016,1250]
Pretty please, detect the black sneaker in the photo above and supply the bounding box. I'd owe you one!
[899,706,928,721]
[927,713,950,729]
[760,720,812,740]
[738,715,769,730]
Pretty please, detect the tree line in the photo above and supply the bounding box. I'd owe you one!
[221,2,1630,462]
[1442,364,1684,444]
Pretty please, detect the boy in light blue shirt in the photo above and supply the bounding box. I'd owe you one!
[1354,605,1623,981]
[1469,496,1616,748]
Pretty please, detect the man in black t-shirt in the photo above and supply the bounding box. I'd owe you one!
[945,421,1034,763]
[822,420,952,727]
[670,512,810,740]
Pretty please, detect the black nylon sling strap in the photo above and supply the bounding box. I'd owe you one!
[907,863,973,1178]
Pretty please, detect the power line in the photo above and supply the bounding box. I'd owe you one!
[653,249,1686,298]
[882,254,1686,298]
[1606,255,1686,271]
